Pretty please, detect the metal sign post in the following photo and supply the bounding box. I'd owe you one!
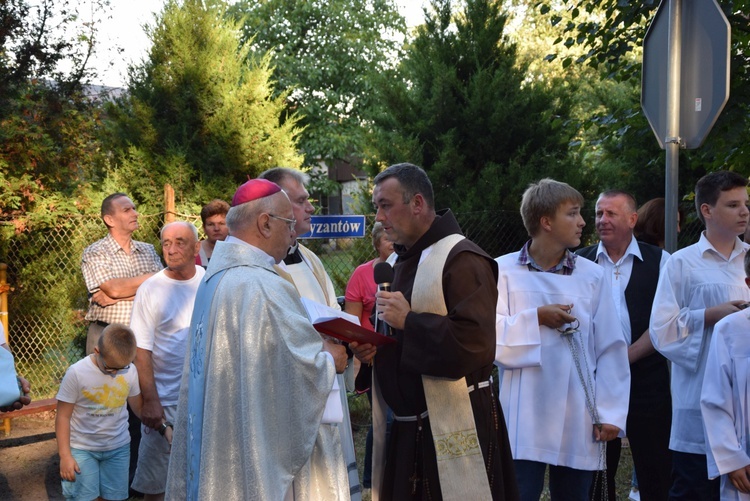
[641,0,731,252]
[665,0,682,253]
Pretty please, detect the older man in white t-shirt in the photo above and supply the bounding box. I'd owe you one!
[129,222,205,501]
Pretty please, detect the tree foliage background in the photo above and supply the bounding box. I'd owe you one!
[1,0,749,219]
[0,0,110,225]
[369,0,587,214]
[230,0,406,170]
[534,0,750,203]
[103,0,303,213]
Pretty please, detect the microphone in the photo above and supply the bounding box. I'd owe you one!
[373,262,394,337]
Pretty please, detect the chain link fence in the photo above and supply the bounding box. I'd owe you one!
[1,204,702,399]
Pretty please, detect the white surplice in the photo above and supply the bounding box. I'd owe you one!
[650,233,750,454]
[494,253,630,471]
[279,244,360,501]
[701,309,750,500]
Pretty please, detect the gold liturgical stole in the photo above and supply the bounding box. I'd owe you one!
[411,233,492,501]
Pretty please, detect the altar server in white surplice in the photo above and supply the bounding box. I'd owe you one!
[701,252,750,501]
[164,179,348,501]
[495,178,630,501]
[651,171,750,500]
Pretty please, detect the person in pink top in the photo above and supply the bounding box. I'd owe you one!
[344,221,393,494]
[344,222,394,330]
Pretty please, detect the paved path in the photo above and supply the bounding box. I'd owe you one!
[0,414,62,500]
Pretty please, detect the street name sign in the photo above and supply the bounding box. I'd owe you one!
[298,215,367,239]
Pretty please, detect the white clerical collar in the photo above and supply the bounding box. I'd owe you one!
[595,234,643,266]
[224,235,276,266]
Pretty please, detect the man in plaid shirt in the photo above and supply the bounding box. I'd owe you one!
[81,193,163,355]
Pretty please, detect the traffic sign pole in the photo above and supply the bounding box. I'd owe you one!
[642,0,730,253]
[665,0,682,253]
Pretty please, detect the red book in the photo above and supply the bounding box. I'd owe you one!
[301,297,396,346]
[312,317,396,346]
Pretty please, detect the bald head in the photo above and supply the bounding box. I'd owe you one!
[160,221,200,279]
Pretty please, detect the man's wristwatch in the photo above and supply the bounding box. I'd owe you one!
[158,421,173,436]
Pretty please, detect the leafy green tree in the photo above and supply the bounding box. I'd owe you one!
[231,0,406,168]
[537,0,750,189]
[0,0,122,377]
[0,0,110,219]
[104,0,303,208]
[369,0,584,214]
[505,1,669,200]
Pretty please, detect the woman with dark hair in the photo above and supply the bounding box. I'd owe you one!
[635,197,683,249]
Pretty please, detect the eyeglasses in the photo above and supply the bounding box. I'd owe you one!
[97,353,130,374]
[268,214,297,232]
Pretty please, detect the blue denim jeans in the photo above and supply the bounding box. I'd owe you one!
[61,443,130,501]
[514,459,594,501]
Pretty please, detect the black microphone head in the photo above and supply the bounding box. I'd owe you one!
[373,261,394,285]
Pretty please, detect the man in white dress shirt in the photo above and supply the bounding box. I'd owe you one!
[576,190,672,500]
[651,170,750,499]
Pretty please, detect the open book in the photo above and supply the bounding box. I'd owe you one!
[301,297,396,346]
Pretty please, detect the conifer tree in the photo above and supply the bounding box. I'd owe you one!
[105,0,303,204]
[371,0,583,214]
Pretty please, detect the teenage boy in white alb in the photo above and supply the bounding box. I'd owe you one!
[651,170,750,499]
[130,221,205,501]
[495,178,630,500]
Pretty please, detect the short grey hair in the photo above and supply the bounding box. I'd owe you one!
[371,222,386,249]
[598,190,637,213]
[258,167,310,188]
[160,221,199,241]
[226,196,277,234]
